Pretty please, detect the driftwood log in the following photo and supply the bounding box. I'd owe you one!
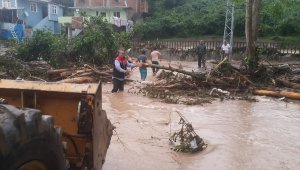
[47,69,72,75]
[253,90,300,100]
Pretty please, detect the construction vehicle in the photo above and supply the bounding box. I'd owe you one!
[0,79,114,170]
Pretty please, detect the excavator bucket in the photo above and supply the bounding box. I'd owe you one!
[0,79,113,169]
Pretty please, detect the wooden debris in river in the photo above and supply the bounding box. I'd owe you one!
[169,111,207,153]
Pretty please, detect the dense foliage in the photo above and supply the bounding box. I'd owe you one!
[134,0,226,39]
[260,0,300,36]
[134,0,300,40]
[13,17,132,68]
[13,30,68,68]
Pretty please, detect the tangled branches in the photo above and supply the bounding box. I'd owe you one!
[169,111,207,153]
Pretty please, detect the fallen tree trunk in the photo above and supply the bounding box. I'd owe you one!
[60,71,73,78]
[276,79,300,90]
[58,77,96,83]
[47,69,72,75]
[145,63,206,79]
[253,89,300,100]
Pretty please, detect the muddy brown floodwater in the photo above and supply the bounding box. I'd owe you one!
[102,61,300,170]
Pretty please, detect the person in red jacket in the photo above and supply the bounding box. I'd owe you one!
[112,50,136,93]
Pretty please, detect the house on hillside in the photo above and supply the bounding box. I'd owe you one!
[70,0,148,31]
[0,0,64,41]
[126,0,149,21]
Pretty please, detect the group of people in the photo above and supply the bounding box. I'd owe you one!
[111,47,161,93]
[112,41,231,93]
[196,40,231,68]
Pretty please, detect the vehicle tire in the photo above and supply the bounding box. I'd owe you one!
[0,104,65,170]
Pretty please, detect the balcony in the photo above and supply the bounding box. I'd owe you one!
[111,17,133,27]
[3,2,11,8]
[1,0,17,9]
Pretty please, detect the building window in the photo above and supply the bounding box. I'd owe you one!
[101,12,106,17]
[51,5,57,14]
[3,0,11,8]
[30,3,37,12]
[114,11,120,18]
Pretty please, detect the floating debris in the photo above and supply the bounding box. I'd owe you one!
[169,111,207,153]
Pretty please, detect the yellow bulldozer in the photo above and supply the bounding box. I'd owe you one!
[0,79,114,170]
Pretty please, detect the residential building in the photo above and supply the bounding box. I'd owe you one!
[71,0,148,30]
[126,0,148,21]
[0,0,64,40]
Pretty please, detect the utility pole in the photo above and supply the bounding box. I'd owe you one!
[223,0,235,61]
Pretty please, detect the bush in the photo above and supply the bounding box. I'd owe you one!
[13,30,68,68]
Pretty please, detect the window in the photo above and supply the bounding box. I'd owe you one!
[101,12,106,17]
[3,0,11,8]
[51,5,57,15]
[113,11,120,18]
[30,3,37,12]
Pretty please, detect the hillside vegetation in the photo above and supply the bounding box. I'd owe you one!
[134,0,300,40]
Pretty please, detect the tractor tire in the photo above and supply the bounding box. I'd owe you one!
[0,104,66,170]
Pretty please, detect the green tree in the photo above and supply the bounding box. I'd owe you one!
[70,16,132,65]
[13,30,68,68]
[135,0,300,39]
[70,17,117,64]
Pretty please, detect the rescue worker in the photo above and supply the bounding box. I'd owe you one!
[111,50,136,93]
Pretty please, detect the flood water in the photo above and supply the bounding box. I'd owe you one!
[102,61,300,170]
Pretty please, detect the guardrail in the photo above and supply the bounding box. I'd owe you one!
[133,40,300,55]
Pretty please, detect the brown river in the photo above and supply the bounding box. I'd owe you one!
[102,61,300,170]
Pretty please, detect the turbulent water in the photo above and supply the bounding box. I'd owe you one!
[102,61,300,170]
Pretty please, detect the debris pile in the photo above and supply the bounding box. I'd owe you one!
[1,52,299,101]
[0,55,49,80]
[129,58,257,104]
[128,70,213,105]
[0,53,113,83]
[48,64,112,83]
[169,111,207,153]
[131,58,300,102]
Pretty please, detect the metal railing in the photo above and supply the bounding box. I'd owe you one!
[133,40,300,55]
